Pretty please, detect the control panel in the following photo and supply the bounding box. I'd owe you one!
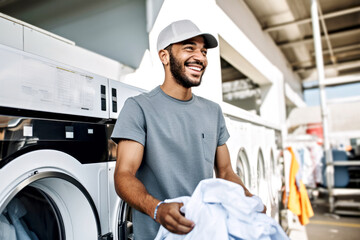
[0,44,109,119]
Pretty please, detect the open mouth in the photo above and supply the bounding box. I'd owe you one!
[187,66,202,72]
[185,62,204,73]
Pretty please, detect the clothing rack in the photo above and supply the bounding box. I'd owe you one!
[286,135,360,215]
[320,158,360,215]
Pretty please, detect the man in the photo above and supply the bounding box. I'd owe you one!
[111,19,265,240]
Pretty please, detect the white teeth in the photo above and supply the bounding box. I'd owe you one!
[188,66,201,71]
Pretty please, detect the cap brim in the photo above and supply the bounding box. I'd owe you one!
[200,33,218,49]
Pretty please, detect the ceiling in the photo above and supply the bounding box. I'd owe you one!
[1,0,359,90]
[244,0,360,88]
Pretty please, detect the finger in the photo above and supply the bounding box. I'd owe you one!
[164,215,193,234]
[174,223,194,234]
[167,203,194,227]
[261,205,267,214]
[166,207,194,233]
[173,211,195,228]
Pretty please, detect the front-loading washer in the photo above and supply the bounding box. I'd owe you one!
[0,116,112,239]
[0,43,114,239]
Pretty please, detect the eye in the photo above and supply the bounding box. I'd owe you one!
[202,50,208,56]
[185,46,194,51]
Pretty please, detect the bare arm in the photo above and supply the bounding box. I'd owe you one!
[114,139,158,217]
[214,144,266,213]
[114,139,194,234]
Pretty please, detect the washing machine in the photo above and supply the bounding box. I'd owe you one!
[265,128,282,220]
[0,43,113,239]
[225,117,253,191]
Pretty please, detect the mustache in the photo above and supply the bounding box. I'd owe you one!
[185,60,205,68]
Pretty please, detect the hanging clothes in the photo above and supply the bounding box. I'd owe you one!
[297,147,316,188]
[284,147,314,225]
[309,144,324,186]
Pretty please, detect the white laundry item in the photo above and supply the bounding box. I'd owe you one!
[301,147,316,188]
[283,150,292,196]
[154,179,288,240]
[309,144,324,184]
[7,198,37,240]
[293,148,302,189]
[20,218,39,240]
[0,213,17,240]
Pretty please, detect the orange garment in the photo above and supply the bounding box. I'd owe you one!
[284,147,314,225]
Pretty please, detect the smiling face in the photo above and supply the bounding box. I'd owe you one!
[167,36,208,88]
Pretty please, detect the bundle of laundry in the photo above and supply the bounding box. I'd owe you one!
[0,213,16,240]
[0,198,39,240]
[155,179,288,240]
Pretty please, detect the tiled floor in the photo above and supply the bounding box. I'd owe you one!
[306,198,360,240]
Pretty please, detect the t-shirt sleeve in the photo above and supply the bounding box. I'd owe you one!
[217,105,230,146]
[111,97,146,146]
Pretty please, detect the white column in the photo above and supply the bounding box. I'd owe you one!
[310,0,334,210]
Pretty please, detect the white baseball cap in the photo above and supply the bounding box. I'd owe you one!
[157,19,218,52]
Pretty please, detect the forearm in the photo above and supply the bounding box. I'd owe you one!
[215,145,253,197]
[216,170,253,197]
[115,171,159,218]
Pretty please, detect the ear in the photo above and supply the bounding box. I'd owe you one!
[158,49,170,65]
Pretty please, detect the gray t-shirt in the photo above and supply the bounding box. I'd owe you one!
[111,86,230,240]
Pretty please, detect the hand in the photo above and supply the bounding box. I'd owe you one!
[155,202,195,234]
[244,189,253,197]
[261,204,267,214]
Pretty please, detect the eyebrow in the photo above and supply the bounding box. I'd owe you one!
[181,40,207,49]
[182,40,197,46]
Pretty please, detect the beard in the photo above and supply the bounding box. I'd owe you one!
[169,51,204,89]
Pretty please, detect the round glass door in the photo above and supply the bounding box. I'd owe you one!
[1,186,63,240]
[269,150,278,199]
[0,172,100,240]
[257,149,268,205]
[268,149,280,218]
[118,201,133,240]
[236,148,251,189]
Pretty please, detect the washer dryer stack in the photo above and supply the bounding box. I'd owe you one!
[0,15,143,240]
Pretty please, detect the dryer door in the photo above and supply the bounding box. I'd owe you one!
[236,148,251,189]
[108,162,133,240]
[257,148,270,212]
[118,201,133,240]
[0,171,101,240]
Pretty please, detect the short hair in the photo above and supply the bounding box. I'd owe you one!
[164,44,172,53]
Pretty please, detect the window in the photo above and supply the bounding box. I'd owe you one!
[221,57,261,115]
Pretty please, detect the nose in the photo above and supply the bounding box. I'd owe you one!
[193,49,207,65]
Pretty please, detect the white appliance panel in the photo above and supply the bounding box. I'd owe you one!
[0,16,23,50]
[23,26,123,82]
[0,44,109,119]
[108,79,145,119]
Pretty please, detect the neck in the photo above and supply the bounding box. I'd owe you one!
[161,78,193,101]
